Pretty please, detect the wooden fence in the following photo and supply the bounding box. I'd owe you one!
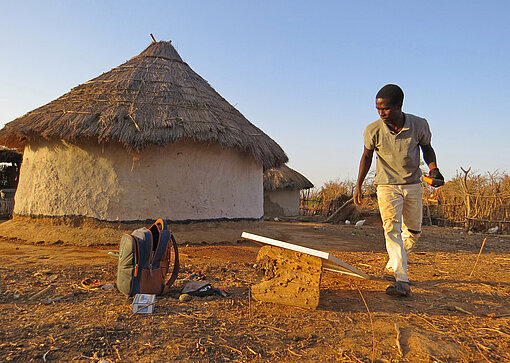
[301,169,510,234]
[428,168,510,234]
[300,197,344,216]
[300,187,352,216]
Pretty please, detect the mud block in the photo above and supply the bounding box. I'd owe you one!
[251,245,322,309]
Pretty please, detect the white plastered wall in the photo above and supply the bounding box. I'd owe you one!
[264,189,301,216]
[14,139,263,221]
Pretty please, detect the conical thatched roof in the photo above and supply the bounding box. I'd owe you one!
[263,165,314,191]
[0,41,287,169]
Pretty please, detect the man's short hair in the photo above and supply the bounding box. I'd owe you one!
[376,84,404,106]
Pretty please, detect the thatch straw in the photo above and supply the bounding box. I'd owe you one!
[263,165,313,191]
[0,41,287,169]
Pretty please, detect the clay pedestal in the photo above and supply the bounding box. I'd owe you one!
[251,245,323,309]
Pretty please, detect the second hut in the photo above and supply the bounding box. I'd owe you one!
[263,165,313,217]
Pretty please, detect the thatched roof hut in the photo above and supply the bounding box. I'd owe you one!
[0,41,287,222]
[0,41,287,169]
[264,165,314,191]
[263,165,313,217]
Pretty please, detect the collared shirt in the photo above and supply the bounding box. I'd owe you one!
[363,113,431,185]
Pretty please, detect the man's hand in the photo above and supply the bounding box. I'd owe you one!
[353,187,363,206]
[428,167,445,187]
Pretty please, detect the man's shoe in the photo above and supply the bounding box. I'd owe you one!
[385,281,411,297]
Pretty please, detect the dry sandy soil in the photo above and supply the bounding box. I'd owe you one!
[0,216,509,362]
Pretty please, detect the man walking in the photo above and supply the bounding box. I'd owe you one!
[354,84,443,297]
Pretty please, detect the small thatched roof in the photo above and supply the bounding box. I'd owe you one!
[0,41,287,169]
[264,165,314,191]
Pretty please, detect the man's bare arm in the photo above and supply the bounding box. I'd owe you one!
[354,147,374,206]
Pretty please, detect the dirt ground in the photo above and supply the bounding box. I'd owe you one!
[0,217,509,362]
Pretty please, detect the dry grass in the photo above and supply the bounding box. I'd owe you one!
[300,176,377,216]
[300,179,354,216]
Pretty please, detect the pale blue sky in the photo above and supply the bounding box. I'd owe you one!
[1,1,509,188]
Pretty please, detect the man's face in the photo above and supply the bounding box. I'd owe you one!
[376,98,402,123]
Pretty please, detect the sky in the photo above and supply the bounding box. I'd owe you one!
[1,1,509,189]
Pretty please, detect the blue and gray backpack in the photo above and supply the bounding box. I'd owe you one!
[117,219,179,296]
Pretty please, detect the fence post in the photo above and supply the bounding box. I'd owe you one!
[460,167,472,230]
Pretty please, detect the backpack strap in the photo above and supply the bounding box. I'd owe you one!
[154,219,167,232]
[131,234,140,278]
[164,232,180,289]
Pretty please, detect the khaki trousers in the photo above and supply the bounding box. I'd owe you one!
[377,184,422,282]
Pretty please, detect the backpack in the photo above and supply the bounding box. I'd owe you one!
[117,219,179,296]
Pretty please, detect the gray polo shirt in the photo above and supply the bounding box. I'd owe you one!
[364,113,431,185]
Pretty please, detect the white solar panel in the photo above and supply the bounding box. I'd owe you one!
[241,232,370,279]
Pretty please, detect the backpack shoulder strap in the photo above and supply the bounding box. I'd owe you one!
[154,219,167,231]
[130,234,140,277]
[164,232,180,289]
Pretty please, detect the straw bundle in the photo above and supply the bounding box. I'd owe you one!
[0,41,287,170]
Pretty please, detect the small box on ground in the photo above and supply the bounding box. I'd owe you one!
[132,294,156,314]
